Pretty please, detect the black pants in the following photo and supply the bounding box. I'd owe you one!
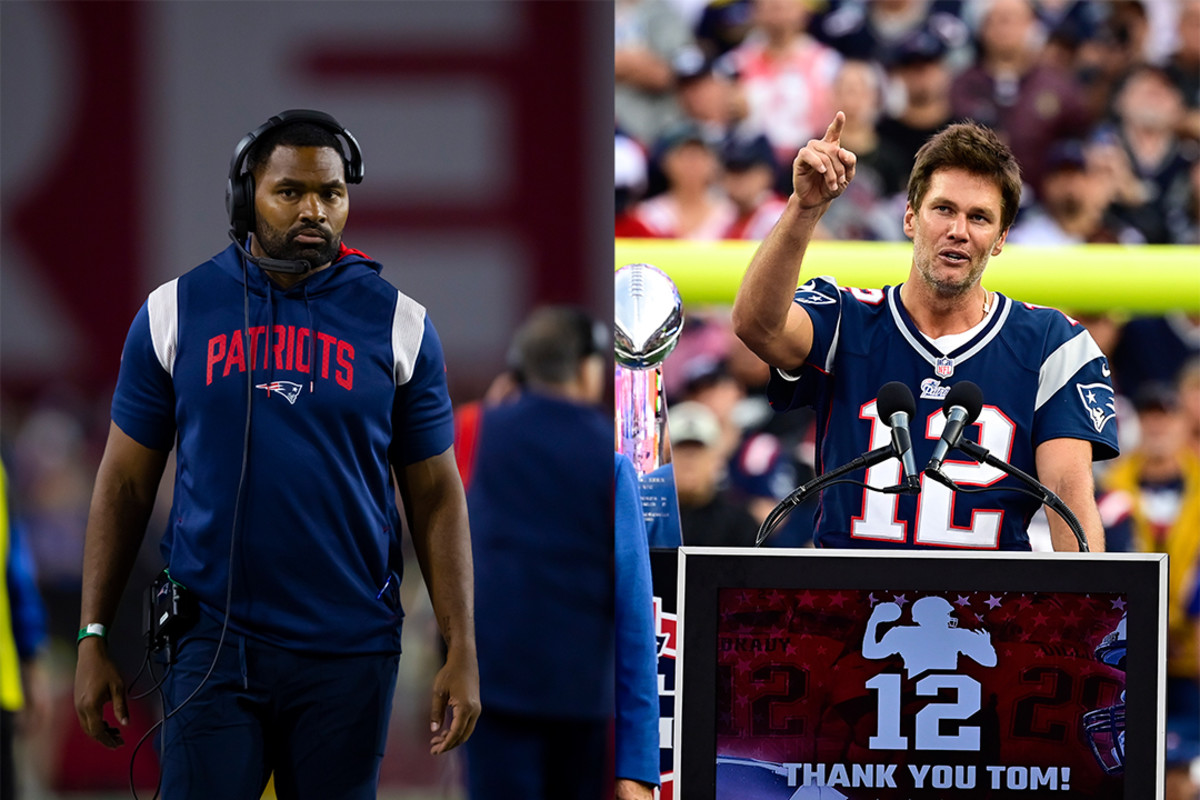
[159,612,400,800]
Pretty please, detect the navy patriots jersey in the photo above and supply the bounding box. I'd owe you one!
[767,278,1119,550]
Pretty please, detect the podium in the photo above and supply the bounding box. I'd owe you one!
[651,548,1166,800]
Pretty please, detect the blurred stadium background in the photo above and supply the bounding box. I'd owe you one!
[1,2,610,798]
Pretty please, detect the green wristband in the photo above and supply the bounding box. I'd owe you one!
[77,623,108,644]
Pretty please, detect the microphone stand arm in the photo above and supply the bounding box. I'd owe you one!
[944,438,1090,553]
[755,445,905,547]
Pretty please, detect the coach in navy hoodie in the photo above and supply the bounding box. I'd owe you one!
[73,111,479,799]
[465,307,659,800]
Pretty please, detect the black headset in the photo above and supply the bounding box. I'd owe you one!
[225,109,364,242]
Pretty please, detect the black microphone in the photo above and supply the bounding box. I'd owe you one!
[926,381,983,474]
[757,382,921,545]
[228,230,312,275]
[877,381,919,489]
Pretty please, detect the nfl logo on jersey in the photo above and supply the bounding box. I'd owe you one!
[934,357,955,378]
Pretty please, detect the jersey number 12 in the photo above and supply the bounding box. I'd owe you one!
[852,401,1015,547]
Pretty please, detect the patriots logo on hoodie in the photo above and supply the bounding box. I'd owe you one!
[255,380,304,405]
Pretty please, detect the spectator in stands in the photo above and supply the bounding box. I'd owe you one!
[720,135,788,240]
[1033,0,1105,61]
[694,0,754,59]
[673,46,745,144]
[630,122,736,239]
[1095,64,1199,244]
[1097,383,1200,784]
[811,0,971,67]
[1175,159,1200,245]
[818,58,909,241]
[670,327,816,547]
[616,0,696,147]
[677,355,745,459]
[723,0,842,170]
[951,0,1093,195]
[876,30,957,186]
[1179,358,1200,457]
[1008,140,1142,245]
[669,401,760,547]
[615,131,657,238]
[1070,0,1151,124]
[1165,0,1200,142]
[1112,313,1200,401]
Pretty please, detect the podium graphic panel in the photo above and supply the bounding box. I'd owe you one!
[675,549,1166,800]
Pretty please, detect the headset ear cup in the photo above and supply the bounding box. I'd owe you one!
[226,173,255,241]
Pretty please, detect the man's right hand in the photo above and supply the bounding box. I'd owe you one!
[74,637,128,748]
[791,111,858,210]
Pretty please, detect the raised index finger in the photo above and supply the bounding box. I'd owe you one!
[822,111,846,144]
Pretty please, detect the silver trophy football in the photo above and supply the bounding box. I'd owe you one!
[615,263,684,544]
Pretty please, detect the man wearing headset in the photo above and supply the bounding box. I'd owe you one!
[463,308,659,800]
[73,110,479,799]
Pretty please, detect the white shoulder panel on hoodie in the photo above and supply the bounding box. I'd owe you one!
[147,278,180,376]
[391,290,427,386]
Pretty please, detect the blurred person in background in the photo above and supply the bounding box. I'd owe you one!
[677,355,746,459]
[631,122,737,238]
[10,402,94,641]
[1177,159,1200,245]
[1007,139,1143,244]
[1096,383,1200,787]
[1179,358,1200,456]
[616,130,657,238]
[1093,63,1199,245]
[951,0,1093,196]
[723,0,842,174]
[1112,312,1200,401]
[669,401,760,547]
[818,58,910,241]
[2,462,50,800]
[876,30,958,187]
[1033,0,1106,65]
[616,0,697,147]
[672,45,747,143]
[720,134,789,239]
[724,320,819,546]
[465,307,658,800]
[665,314,818,546]
[73,111,479,799]
[1068,0,1151,125]
[694,0,755,59]
[811,0,971,67]
[1165,0,1200,142]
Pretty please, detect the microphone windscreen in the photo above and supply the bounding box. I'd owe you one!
[943,381,983,423]
[877,381,916,421]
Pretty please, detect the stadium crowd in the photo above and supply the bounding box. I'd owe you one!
[618,0,1198,796]
[617,0,1199,244]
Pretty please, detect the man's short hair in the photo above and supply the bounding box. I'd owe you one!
[907,122,1023,232]
[245,121,345,181]
[508,306,604,386]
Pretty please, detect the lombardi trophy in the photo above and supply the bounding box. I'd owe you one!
[615,263,684,546]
